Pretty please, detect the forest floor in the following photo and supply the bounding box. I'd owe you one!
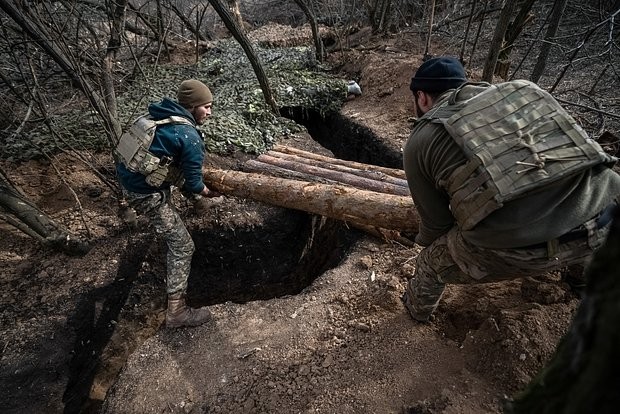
[0,24,606,414]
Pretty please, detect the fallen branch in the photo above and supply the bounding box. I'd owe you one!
[555,97,620,120]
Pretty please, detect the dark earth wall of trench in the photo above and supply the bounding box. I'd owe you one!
[188,209,355,306]
[280,107,404,168]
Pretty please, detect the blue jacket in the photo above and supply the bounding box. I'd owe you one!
[116,98,206,194]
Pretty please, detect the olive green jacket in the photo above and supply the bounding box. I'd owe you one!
[403,89,620,248]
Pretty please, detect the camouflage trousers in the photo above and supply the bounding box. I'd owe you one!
[125,189,195,295]
[403,213,611,321]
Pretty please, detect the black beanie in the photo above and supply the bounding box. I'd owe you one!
[410,57,467,93]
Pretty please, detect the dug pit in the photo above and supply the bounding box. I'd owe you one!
[63,111,400,413]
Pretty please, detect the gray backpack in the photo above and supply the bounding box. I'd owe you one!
[115,115,194,186]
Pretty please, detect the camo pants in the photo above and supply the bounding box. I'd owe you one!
[404,214,611,321]
[125,189,194,295]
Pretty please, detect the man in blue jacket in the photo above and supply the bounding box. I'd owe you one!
[117,79,219,328]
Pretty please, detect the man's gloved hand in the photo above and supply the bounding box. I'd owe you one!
[200,185,222,198]
[192,196,212,216]
[191,187,225,216]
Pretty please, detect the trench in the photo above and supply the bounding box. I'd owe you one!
[64,109,402,413]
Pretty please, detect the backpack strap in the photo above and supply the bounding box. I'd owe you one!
[153,115,195,127]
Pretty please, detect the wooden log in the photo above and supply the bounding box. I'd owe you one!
[203,167,419,233]
[256,154,410,197]
[244,159,340,186]
[267,148,410,188]
[273,144,407,180]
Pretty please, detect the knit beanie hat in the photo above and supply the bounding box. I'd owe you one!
[410,57,467,93]
[177,79,213,109]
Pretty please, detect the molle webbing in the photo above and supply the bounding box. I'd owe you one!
[115,115,193,175]
[424,80,616,230]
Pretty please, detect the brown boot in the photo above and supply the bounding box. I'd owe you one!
[165,292,211,328]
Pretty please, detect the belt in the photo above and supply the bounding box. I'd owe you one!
[522,202,617,250]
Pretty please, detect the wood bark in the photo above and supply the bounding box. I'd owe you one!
[202,167,419,234]
[499,0,536,63]
[506,206,620,413]
[293,0,325,62]
[273,145,407,179]
[530,0,569,83]
[0,167,90,255]
[269,147,409,188]
[254,153,410,196]
[482,0,518,82]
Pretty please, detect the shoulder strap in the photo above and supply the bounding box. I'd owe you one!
[153,115,194,127]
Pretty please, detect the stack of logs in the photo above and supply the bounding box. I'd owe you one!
[203,145,419,244]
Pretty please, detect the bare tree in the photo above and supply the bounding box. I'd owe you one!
[0,0,122,142]
[226,0,244,29]
[0,0,123,250]
[294,0,325,62]
[495,0,536,78]
[207,0,280,115]
[482,0,519,82]
[530,0,569,83]
[367,0,393,33]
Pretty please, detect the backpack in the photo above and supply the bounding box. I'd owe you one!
[115,115,194,186]
[419,79,617,230]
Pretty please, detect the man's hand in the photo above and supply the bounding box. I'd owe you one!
[192,196,211,216]
[200,186,222,198]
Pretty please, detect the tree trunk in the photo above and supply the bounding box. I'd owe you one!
[0,167,90,255]
[226,0,244,29]
[208,0,280,115]
[423,0,436,59]
[499,0,536,63]
[202,167,419,234]
[293,0,325,62]
[530,0,569,83]
[506,206,620,413]
[482,0,519,82]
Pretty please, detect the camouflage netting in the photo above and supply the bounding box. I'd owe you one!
[0,39,347,160]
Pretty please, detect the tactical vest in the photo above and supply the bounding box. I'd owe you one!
[418,79,617,230]
[115,115,194,187]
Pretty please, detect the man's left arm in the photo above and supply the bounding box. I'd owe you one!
[403,125,457,246]
[177,125,209,194]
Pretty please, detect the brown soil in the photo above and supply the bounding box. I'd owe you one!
[0,27,587,414]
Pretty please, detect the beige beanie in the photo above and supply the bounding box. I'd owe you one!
[176,79,212,109]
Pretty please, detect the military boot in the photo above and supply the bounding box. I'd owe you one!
[401,282,434,323]
[165,292,211,328]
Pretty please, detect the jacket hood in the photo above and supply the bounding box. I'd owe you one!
[148,98,196,123]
